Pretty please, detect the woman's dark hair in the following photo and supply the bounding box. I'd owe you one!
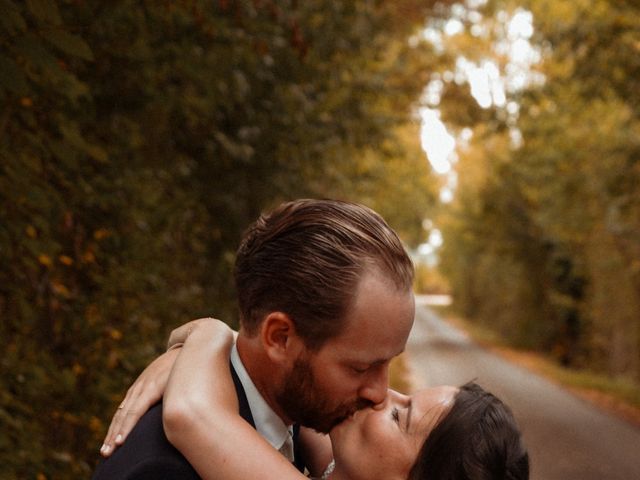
[409,382,529,480]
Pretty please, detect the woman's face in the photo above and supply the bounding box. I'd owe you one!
[329,386,458,480]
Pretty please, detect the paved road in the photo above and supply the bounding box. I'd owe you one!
[406,296,640,480]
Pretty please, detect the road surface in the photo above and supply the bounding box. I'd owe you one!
[406,296,640,480]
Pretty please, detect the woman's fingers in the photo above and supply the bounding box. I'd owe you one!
[100,382,140,456]
[99,349,180,456]
[100,396,129,455]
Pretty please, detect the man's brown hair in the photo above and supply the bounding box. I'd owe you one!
[234,199,414,349]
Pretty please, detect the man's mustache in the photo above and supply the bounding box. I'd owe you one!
[331,398,375,428]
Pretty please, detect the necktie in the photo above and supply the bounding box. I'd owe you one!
[278,427,294,462]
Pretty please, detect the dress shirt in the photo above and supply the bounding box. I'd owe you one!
[230,343,293,456]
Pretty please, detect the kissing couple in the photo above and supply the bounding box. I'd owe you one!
[94,199,529,480]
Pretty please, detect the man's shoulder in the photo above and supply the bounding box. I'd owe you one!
[92,403,200,480]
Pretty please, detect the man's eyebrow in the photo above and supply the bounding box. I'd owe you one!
[405,399,413,432]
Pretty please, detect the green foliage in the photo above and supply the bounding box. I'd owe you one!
[435,0,640,382]
[0,1,441,477]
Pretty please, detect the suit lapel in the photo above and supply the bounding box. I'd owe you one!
[230,362,305,472]
[230,362,256,428]
[291,423,306,472]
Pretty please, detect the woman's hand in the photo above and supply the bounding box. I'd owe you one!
[167,318,212,350]
[100,317,230,457]
[100,347,179,456]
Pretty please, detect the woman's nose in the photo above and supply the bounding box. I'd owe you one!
[358,367,389,407]
[370,392,389,411]
[387,389,410,406]
[370,389,408,410]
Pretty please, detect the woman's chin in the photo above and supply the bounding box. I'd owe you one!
[328,423,343,446]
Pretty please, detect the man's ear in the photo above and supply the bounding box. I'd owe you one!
[260,312,303,363]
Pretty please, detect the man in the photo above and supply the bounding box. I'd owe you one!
[93,199,415,479]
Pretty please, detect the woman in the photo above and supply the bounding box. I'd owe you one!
[102,319,529,480]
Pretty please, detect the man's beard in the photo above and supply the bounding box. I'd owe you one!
[275,353,372,434]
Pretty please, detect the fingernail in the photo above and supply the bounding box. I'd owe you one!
[103,444,111,455]
[100,444,106,454]
[115,434,123,444]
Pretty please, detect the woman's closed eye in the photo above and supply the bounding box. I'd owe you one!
[391,407,400,424]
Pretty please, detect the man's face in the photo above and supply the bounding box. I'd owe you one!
[276,270,415,433]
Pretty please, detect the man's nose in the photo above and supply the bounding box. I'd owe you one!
[358,366,388,408]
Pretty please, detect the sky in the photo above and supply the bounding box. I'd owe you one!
[416,6,539,260]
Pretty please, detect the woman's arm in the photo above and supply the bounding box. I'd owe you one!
[163,319,307,480]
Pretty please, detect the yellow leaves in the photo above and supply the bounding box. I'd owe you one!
[51,281,70,298]
[36,473,47,480]
[93,228,110,240]
[84,231,110,263]
[85,304,101,325]
[38,254,52,267]
[59,254,73,266]
[89,416,103,433]
[34,248,97,275]
[20,97,33,107]
[62,411,78,424]
[82,250,96,264]
[51,409,81,426]
[39,253,76,268]
[72,363,85,376]
[29,223,108,269]
[107,350,119,369]
[108,328,123,341]
[50,298,61,313]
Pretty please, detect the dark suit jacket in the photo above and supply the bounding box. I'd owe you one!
[93,365,305,479]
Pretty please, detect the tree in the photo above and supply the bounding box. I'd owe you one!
[0,1,442,476]
[434,0,640,378]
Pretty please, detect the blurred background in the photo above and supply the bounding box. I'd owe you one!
[1,0,638,478]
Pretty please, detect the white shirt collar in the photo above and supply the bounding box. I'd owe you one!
[230,342,291,451]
